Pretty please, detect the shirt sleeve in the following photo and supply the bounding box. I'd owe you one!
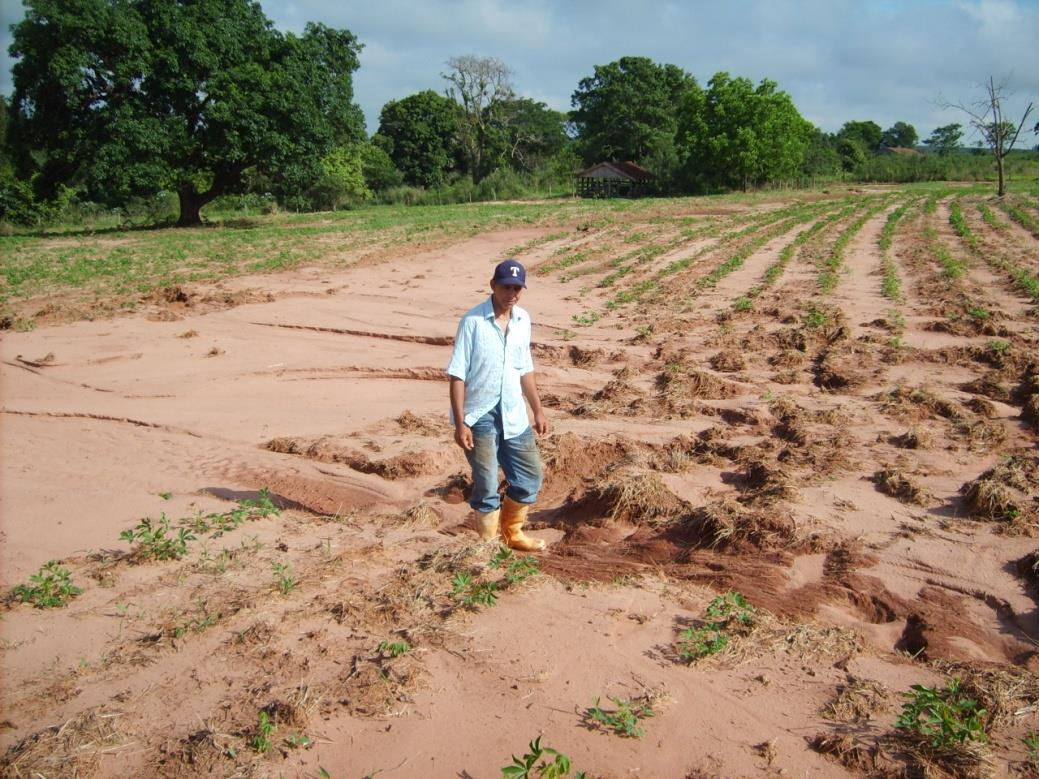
[446,316,472,380]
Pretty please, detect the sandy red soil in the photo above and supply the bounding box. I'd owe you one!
[2,190,1039,778]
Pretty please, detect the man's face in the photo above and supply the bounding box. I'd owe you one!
[490,281,523,311]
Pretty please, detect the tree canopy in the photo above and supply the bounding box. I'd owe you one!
[923,123,963,155]
[8,0,364,225]
[374,90,458,188]
[881,121,918,148]
[677,73,812,192]
[570,56,698,170]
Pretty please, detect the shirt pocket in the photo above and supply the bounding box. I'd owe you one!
[509,343,527,369]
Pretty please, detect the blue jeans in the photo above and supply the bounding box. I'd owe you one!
[465,404,544,513]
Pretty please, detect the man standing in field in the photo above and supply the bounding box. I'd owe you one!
[447,259,549,551]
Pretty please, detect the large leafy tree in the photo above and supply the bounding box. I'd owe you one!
[881,121,918,149]
[570,56,699,171]
[373,90,459,187]
[8,0,364,226]
[837,120,884,153]
[677,73,812,191]
[923,123,963,155]
[490,98,567,173]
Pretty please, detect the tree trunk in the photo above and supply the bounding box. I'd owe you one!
[996,154,1006,198]
[177,188,205,227]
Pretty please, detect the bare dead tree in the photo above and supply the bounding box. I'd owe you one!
[939,76,1034,197]
[442,55,514,183]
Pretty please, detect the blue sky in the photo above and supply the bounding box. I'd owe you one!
[3,0,1038,144]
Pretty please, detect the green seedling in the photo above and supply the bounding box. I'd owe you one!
[237,487,281,518]
[1024,732,1039,762]
[803,307,828,328]
[986,339,1010,353]
[376,640,412,658]
[502,736,584,779]
[733,296,753,312]
[676,626,728,661]
[158,491,173,500]
[705,591,756,626]
[585,696,655,738]
[286,733,313,748]
[251,711,275,753]
[967,306,989,321]
[451,572,499,607]
[489,546,540,585]
[13,561,82,608]
[272,562,297,595]
[895,679,988,747]
[119,514,195,560]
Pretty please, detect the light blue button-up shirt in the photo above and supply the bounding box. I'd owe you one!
[447,297,534,440]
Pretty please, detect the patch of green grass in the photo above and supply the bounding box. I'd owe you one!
[1001,198,1039,238]
[923,227,967,282]
[584,696,655,738]
[502,736,584,779]
[376,640,412,658]
[733,296,753,312]
[895,679,987,747]
[977,202,1007,230]
[803,307,829,329]
[571,310,601,327]
[12,561,82,608]
[948,200,977,251]
[705,591,756,626]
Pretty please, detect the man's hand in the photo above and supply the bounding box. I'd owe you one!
[454,424,474,451]
[532,408,549,436]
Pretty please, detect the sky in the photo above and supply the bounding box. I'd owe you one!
[3,0,1038,144]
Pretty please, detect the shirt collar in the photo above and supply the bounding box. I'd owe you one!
[481,296,524,322]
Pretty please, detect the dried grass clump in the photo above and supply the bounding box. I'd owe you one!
[814,348,871,391]
[265,437,439,479]
[396,410,442,436]
[1,709,127,778]
[959,455,1038,522]
[594,469,691,527]
[872,468,932,506]
[960,375,1011,403]
[891,730,994,779]
[699,610,861,669]
[807,734,892,775]
[962,396,997,419]
[683,497,797,550]
[658,369,745,401]
[769,398,810,445]
[875,385,961,421]
[738,458,800,505]
[891,427,931,449]
[568,344,606,366]
[823,676,892,722]
[396,502,441,528]
[771,369,802,384]
[709,349,746,373]
[769,349,807,369]
[1022,394,1039,431]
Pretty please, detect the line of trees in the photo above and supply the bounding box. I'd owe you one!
[2,0,1036,228]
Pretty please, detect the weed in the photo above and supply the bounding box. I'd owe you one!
[237,487,281,517]
[502,736,584,779]
[488,546,540,585]
[1024,732,1039,762]
[451,572,499,607]
[967,306,989,321]
[13,561,82,608]
[286,733,313,748]
[734,296,753,312]
[272,562,297,595]
[376,640,412,658]
[172,603,219,637]
[803,307,829,328]
[584,696,654,738]
[158,491,172,500]
[895,679,988,747]
[705,591,756,626]
[119,514,195,560]
[571,310,601,327]
[986,339,1010,353]
[251,711,275,754]
[677,626,729,661]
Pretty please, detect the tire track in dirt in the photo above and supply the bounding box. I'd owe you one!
[248,321,454,345]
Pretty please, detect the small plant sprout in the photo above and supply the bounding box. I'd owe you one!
[734,296,753,312]
[158,491,173,500]
[1023,732,1039,762]
[119,514,195,560]
[895,679,988,747]
[803,307,828,329]
[502,736,584,779]
[585,696,655,738]
[251,711,275,753]
[285,733,313,749]
[13,561,82,608]
[272,562,297,595]
[451,572,499,607]
[376,640,412,658]
[237,487,281,518]
[705,591,756,627]
[676,626,729,661]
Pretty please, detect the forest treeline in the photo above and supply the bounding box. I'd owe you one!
[1,0,1035,227]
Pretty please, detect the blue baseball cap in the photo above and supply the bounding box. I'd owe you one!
[492,259,527,288]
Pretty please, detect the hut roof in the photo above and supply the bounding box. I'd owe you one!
[576,161,655,181]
